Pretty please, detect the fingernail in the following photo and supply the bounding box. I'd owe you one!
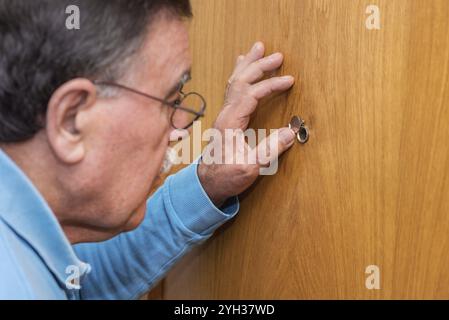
[279,128,296,145]
[253,42,262,51]
[281,75,294,82]
[269,52,283,59]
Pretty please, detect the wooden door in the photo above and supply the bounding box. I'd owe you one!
[163,0,449,299]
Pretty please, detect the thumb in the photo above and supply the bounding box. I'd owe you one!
[249,127,296,166]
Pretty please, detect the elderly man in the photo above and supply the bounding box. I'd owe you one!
[0,0,296,299]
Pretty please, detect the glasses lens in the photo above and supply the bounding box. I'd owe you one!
[171,93,205,129]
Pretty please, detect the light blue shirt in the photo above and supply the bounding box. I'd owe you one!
[0,149,239,299]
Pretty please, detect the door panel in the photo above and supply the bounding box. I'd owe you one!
[164,0,449,299]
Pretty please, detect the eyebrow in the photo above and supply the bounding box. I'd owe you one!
[165,69,192,99]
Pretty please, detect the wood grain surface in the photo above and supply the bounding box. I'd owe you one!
[160,0,449,299]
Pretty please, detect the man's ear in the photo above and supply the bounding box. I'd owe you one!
[46,78,97,164]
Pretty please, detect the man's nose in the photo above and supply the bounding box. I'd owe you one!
[169,128,190,142]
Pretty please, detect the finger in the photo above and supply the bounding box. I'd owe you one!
[249,127,296,166]
[229,55,246,81]
[249,76,295,100]
[233,42,265,76]
[236,52,284,84]
[235,55,245,67]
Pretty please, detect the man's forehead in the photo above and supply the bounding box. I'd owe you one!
[147,16,190,65]
[136,15,191,92]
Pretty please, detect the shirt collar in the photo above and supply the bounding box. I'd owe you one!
[0,148,90,287]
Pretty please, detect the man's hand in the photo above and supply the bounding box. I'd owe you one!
[198,42,297,207]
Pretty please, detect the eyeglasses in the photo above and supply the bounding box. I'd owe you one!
[93,81,206,130]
